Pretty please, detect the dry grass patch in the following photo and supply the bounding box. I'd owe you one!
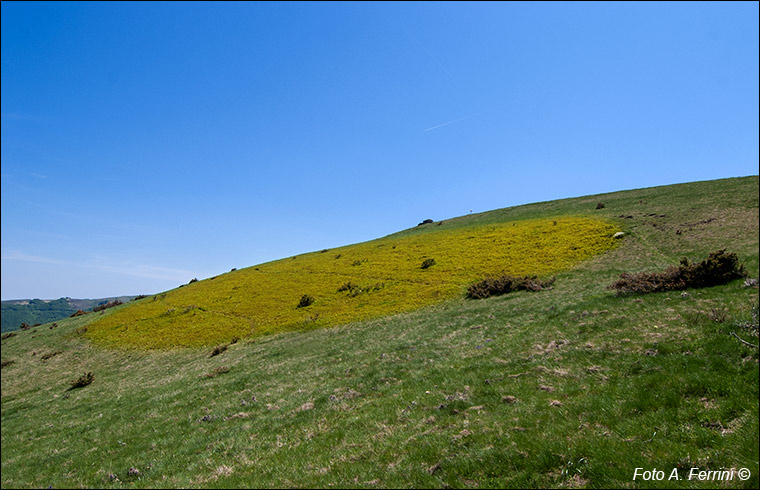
[203,366,230,378]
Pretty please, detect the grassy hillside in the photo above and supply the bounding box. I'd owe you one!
[1,176,758,489]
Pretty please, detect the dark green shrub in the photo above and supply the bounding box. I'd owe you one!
[338,282,358,292]
[338,282,384,297]
[596,202,605,209]
[1,359,14,369]
[70,372,94,389]
[681,249,747,288]
[421,258,436,269]
[297,294,315,308]
[93,299,122,312]
[609,249,747,294]
[418,219,434,226]
[467,275,556,299]
[1,332,16,340]
[210,344,228,357]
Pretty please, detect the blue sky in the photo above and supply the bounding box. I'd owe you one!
[2,1,758,300]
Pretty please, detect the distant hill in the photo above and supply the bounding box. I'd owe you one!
[1,296,137,333]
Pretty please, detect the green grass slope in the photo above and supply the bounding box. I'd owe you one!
[1,176,758,489]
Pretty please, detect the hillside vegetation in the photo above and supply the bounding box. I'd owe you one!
[1,176,758,489]
[85,217,618,349]
[1,298,76,333]
[1,296,137,333]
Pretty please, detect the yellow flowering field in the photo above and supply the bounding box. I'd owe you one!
[85,216,619,349]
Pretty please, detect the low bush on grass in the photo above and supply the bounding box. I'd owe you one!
[421,258,436,269]
[337,282,358,293]
[1,332,16,340]
[210,344,228,357]
[70,309,89,317]
[0,360,14,369]
[467,275,556,299]
[297,294,315,308]
[337,282,384,297]
[609,249,747,294]
[93,300,122,312]
[70,372,94,389]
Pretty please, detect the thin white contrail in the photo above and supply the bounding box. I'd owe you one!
[424,108,495,132]
[404,30,454,81]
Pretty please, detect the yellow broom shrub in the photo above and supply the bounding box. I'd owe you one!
[86,216,619,349]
